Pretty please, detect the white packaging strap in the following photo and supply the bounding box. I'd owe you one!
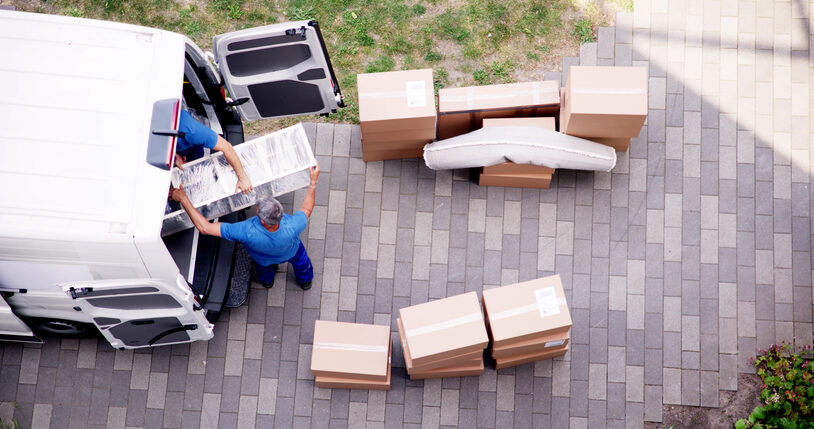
[404,312,483,338]
[423,126,617,172]
[570,87,647,95]
[489,288,567,321]
[313,342,388,353]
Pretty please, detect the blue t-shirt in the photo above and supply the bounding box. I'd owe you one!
[176,109,218,161]
[220,212,308,267]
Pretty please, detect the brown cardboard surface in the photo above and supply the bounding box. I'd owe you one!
[315,361,392,390]
[398,318,483,372]
[398,292,489,367]
[482,275,572,349]
[408,358,485,380]
[482,117,556,130]
[494,344,569,370]
[586,137,631,152]
[478,172,552,189]
[361,145,425,162]
[490,329,570,359]
[437,81,560,139]
[311,320,391,381]
[560,66,647,139]
[360,120,437,141]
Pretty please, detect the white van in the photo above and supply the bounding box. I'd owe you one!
[0,10,343,348]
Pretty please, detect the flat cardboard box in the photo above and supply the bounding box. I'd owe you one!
[397,318,483,372]
[482,275,572,349]
[478,171,552,189]
[398,292,489,368]
[311,320,391,382]
[438,81,560,139]
[361,145,424,162]
[315,360,392,390]
[494,344,569,370]
[357,69,436,158]
[560,66,647,139]
[408,358,485,380]
[491,329,570,359]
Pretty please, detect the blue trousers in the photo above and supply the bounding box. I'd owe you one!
[254,241,313,285]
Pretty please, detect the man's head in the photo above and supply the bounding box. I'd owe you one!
[256,194,284,226]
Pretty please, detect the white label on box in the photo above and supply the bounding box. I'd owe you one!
[534,287,561,318]
[405,80,427,107]
[545,339,566,348]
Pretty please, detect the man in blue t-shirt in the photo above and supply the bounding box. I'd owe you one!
[176,109,253,195]
[171,164,320,289]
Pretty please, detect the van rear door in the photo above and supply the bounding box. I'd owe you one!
[212,20,343,121]
[0,295,41,343]
[61,280,210,349]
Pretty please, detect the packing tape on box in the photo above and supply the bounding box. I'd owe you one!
[489,287,568,321]
[404,312,483,338]
[360,84,432,107]
[570,87,647,95]
[439,82,558,110]
[313,342,388,353]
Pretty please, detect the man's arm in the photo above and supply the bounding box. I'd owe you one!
[171,187,222,237]
[300,164,321,219]
[212,136,253,195]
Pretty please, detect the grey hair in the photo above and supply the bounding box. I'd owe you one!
[256,194,284,226]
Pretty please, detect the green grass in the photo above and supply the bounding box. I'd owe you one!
[24,0,620,128]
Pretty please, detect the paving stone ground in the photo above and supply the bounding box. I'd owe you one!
[2,0,814,427]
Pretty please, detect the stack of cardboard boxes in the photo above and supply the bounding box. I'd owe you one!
[397,292,489,380]
[311,320,392,390]
[482,275,572,369]
[559,66,648,151]
[478,117,556,189]
[357,69,436,161]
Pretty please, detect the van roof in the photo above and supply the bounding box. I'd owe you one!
[0,11,184,240]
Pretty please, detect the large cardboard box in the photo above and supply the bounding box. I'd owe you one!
[494,343,569,370]
[438,81,560,139]
[491,329,570,359]
[358,69,436,161]
[408,358,485,380]
[397,318,482,372]
[361,145,424,162]
[315,362,392,390]
[559,87,633,151]
[559,66,647,140]
[482,275,572,349]
[311,320,391,382]
[477,172,552,189]
[399,292,489,368]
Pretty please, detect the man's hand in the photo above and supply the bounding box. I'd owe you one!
[170,186,188,203]
[174,153,186,170]
[235,177,253,195]
[309,163,320,187]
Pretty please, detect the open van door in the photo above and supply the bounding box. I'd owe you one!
[212,20,344,121]
[0,295,41,344]
[61,280,211,349]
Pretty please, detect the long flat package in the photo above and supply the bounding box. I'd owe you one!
[494,344,569,370]
[482,275,572,349]
[438,81,559,139]
[398,292,489,368]
[423,126,617,172]
[310,320,391,383]
[162,123,316,236]
[397,317,483,373]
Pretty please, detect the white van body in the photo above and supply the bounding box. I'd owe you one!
[0,10,342,348]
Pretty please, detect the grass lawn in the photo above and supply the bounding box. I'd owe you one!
[7,0,631,133]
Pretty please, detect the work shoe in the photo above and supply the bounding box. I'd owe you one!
[298,280,312,290]
[254,265,278,289]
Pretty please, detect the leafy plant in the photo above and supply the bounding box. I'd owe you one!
[571,18,595,43]
[735,343,814,429]
[227,4,245,20]
[287,5,315,20]
[365,55,395,73]
[490,60,514,83]
[412,4,426,15]
[473,69,491,85]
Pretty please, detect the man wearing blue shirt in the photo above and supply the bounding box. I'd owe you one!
[176,109,253,195]
[171,164,320,289]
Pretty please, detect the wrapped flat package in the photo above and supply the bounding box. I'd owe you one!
[423,126,617,172]
[161,123,316,236]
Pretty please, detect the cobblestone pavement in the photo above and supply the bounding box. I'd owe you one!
[2,0,814,428]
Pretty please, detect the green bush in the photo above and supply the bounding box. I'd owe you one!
[571,18,595,43]
[735,343,814,429]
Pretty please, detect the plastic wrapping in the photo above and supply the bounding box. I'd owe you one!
[161,123,315,236]
[422,126,617,172]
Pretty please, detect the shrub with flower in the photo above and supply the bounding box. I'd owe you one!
[735,342,814,429]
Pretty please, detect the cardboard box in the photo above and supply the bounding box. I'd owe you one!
[478,117,556,188]
[482,275,572,349]
[559,66,647,140]
[399,292,489,368]
[477,172,552,189]
[494,343,569,370]
[315,362,392,390]
[438,81,560,139]
[491,329,570,359]
[311,320,391,382]
[397,318,483,372]
[408,358,485,380]
[585,137,631,152]
[361,145,424,162]
[358,69,436,160]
